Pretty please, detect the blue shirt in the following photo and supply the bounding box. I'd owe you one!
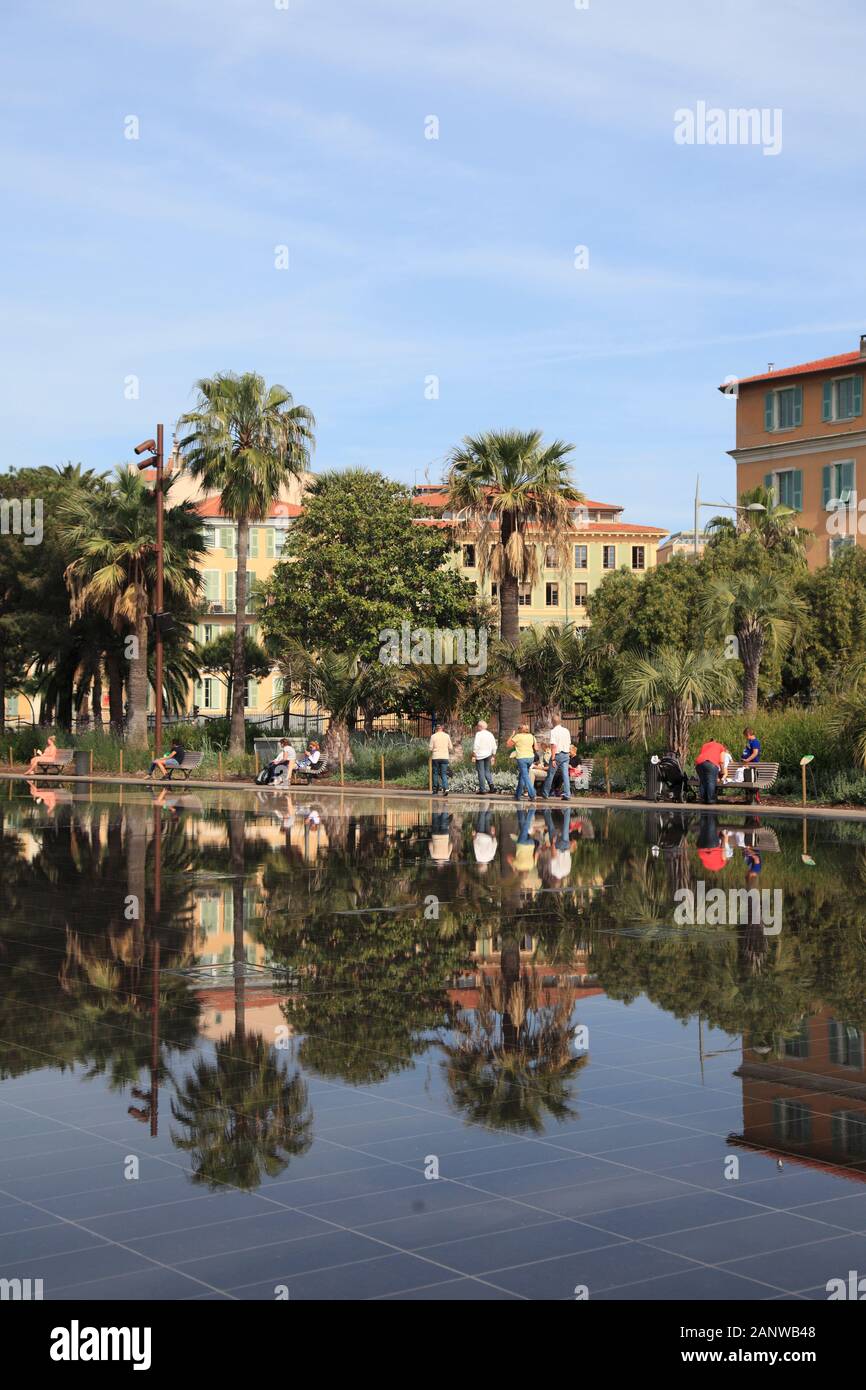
[742,737,761,762]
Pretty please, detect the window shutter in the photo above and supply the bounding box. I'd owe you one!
[792,469,803,511]
[204,571,220,603]
[249,528,259,559]
[226,571,236,611]
[822,465,832,508]
[764,392,774,430]
[793,385,803,426]
[855,377,863,418]
[823,381,833,422]
[265,527,275,559]
[763,473,773,492]
[841,460,855,495]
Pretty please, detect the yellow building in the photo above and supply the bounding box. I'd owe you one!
[411,485,666,630]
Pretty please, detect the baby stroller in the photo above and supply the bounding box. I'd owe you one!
[652,753,698,804]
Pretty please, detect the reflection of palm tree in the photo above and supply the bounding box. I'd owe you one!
[171,1032,312,1189]
[441,964,587,1133]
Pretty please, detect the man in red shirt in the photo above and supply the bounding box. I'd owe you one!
[695,738,727,804]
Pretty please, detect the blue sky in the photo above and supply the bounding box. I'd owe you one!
[3,0,865,531]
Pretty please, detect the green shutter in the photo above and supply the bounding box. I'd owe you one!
[220,527,234,555]
[822,465,832,508]
[249,528,259,558]
[793,385,803,426]
[823,381,833,422]
[204,571,220,603]
[792,469,803,512]
[764,392,774,431]
[855,377,863,418]
[265,527,275,559]
[226,571,236,611]
[841,460,855,496]
[764,473,773,492]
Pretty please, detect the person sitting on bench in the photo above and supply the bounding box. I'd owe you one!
[268,739,296,782]
[297,740,321,772]
[148,738,186,780]
[27,734,59,774]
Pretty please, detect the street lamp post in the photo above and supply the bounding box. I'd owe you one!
[694,475,765,557]
[135,426,165,761]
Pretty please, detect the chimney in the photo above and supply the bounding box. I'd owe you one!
[860,334,866,358]
[767,363,775,373]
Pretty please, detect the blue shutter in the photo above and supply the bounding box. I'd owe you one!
[764,392,774,431]
[823,381,833,422]
[822,465,832,508]
[792,469,803,512]
[793,385,803,426]
[855,377,863,418]
[763,473,773,492]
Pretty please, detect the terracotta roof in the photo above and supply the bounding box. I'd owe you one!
[411,489,622,512]
[195,498,302,520]
[722,351,866,390]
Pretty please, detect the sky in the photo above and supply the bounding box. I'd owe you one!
[3,0,866,532]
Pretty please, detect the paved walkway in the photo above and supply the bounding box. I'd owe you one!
[2,769,865,821]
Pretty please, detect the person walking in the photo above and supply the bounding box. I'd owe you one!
[542,718,571,800]
[429,724,453,796]
[472,720,497,793]
[694,736,727,804]
[507,722,538,801]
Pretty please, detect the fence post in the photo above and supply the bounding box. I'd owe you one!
[89,750,93,776]
[7,747,12,768]
[218,750,223,782]
[119,748,123,777]
[604,756,610,797]
[380,753,385,789]
[339,755,344,786]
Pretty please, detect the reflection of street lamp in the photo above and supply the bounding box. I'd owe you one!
[693,476,766,557]
[135,427,165,759]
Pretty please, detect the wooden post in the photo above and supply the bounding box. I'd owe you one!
[255,750,260,775]
[7,747,12,768]
[380,753,385,789]
[218,750,223,782]
[604,756,610,797]
[339,755,344,786]
[119,748,124,777]
[89,750,93,776]
[802,762,807,807]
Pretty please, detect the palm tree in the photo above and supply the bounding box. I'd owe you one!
[502,622,589,728]
[706,485,811,560]
[446,429,582,730]
[62,469,205,744]
[178,372,316,754]
[702,571,805,713]
[400,660,521,760]
[614,646,737,764]
[275,644,382,765]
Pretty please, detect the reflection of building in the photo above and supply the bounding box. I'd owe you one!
[730,1007,866,1175]
[450,937,601,1008]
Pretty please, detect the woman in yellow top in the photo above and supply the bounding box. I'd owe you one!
[507,722,538,802]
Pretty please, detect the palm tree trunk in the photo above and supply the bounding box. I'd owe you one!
[0,658,5,735]
[498,515,523,733]
[127,615,150,745]
[230,520,249,756]
[92,663,103,730]
[740,631,763,714]
[106,650,124,734]
[323,718,351,766]
[667,699,690,765]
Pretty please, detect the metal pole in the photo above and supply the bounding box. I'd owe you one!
[694,475,700,559]
[154,423,165,763]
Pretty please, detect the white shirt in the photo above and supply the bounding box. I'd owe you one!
[307,749,321,764]
[275,745,296,764]
[549,724,571,755]
[473,730,497,760]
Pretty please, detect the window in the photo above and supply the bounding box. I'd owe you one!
[823,375,863,423]
[574,582,588,607]
[574,544,587,569]
[249,527,259,558]
[203,624,214,645]
[830,536,855,559]
[829,1020,864,1069]
[225,572,236,614]
[274,526,290,555]
[822,460,855,508]
[462,544,476,568]
[764,385,803,432]
[545,582,559,607]
[602,545,616,569]
[782,1020,810,1059]
[264,527,276,559]
[544,545,557,569]
[246,576,260,615]
[202,526,216,550]
[518,584,532,607]
[631,545,645,570]
[246,679,259,710]
[764,468,803,511]
[773,1099,812,1144]
[203,570,221,610]
[832,1111,866,1158]
[198,677,219,710]
[6,695,18,718]
[219,526,236,557]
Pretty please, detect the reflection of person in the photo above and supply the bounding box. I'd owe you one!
[508,806,540,879]
[429,810,452,863]
[542,808,574,885]
[27,734,58,774]
[27,780,65,812]
[472,805,497,870]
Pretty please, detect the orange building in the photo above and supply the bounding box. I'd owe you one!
[725,335,866,569]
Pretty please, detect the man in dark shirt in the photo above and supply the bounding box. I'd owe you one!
[148,739,186,779]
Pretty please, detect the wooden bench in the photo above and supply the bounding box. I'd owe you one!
[715,761,780,805]
[32,749,74,775]
[292,758,329,785]
[162,752,205,781]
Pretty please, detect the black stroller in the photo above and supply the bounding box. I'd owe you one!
[652,753,698,804]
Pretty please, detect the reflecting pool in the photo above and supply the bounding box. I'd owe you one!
[3,783,866,1300]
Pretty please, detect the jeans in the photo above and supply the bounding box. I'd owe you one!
[432,758,449,792]
[514,757,536,800]
[475,755,495,792]
[542,750,570,799]
[697,760,718,803]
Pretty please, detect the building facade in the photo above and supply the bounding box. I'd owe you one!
[727,334,866,569]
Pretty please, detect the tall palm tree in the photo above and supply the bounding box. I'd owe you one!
[62,469,205,744]
[614,646,737,764]
[702,571,805,713]
[178,372,316,754]
[501,622,589,728]
[446,429,582,730]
